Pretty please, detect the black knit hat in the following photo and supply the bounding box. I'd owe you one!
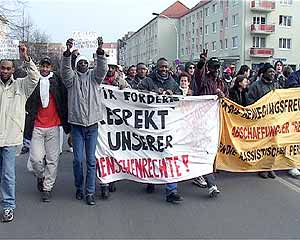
[261,63,275,74]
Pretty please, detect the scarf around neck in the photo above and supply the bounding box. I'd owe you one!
[40,72,53,108]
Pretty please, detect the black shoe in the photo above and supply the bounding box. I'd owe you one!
[1,208,14,223]
[86,194,96,205]
[101,186,110,199]
[258,171,268,179]
[41,191,52,202]
[75,190,84,200]
[268,170,277,179]
[108,183,116,192]
[20,146,29,154]
[166,192,184,203]
[37,177,44,192]
[146,184,155,193]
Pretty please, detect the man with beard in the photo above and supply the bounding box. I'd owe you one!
[247,63,281,179]
[0,44,40,222]
[138,57,183,204]
[127,62,148,89]
[192,50,226,198]
[61,37,108,206]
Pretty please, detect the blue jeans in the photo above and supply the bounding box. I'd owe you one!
[0,146,16,209]
[165,183,177,196]
[71,124,98,195]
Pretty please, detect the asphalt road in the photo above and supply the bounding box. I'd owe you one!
[1,148,300,239]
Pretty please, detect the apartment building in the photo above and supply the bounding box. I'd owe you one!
[180,0,299,69]
[122,1,189,66]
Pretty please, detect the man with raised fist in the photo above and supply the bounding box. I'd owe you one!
[61,37,108,206]
[0,43,40,222]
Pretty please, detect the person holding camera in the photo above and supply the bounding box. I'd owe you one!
[60,37,108,206]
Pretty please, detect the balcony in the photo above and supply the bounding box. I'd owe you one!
[249,48,274,58]
[250,1,275,11]
[250,24,275,34]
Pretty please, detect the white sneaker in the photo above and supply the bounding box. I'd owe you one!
[208,185,220,198]
[192,176,207,188]
[289,168,300,178]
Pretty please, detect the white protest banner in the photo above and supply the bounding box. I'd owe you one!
[0,39,19,59]
[72,31,98,49]
[96,85,220,184]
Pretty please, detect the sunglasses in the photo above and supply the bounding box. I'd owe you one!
[189,66,195,69]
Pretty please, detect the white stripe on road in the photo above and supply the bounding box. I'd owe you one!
[277,177,300,194]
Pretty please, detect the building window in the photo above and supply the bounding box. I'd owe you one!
[212,41,217,51]
[279,38,291,49]
[220,0,223,9]
[220,40,223,49]
[212,4,217,13]
[205,7,209,17]
[232,36,238,48]
[181,19,185,27]
[205,42,209,49]
[181,48,184,56]
[225,17,228,28]
[252,37,266,48]
[253,16,266,24]
[200,10,203,19]
[225,39,228,49]
[279,15,292,26]
[232,14,238,26]
[205,25,209,34]
[232,0,238,5]
[280,0,292,5]
[220,19,224,29]
[200,27,203,35]
[212,22,217,33]
[181,34,184,41]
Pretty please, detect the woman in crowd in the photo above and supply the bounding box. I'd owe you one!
[229,75,249,106]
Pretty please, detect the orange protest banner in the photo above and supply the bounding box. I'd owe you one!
[216,88,300,172]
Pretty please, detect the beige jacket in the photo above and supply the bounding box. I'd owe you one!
[0,59,40,147]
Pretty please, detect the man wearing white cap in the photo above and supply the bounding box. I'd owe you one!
[61,37,108,205]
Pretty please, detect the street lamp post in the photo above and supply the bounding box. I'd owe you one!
[152,12,179,61]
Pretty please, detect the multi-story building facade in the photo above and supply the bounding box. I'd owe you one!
[180,0,299,69]
[122,1,189,67]
[117,32,134,66]
[120,0,298,69]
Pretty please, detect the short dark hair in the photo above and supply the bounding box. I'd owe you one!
[157,57,168,64]
[136,62,146,68]
[0,59,15,68]
[179,72,191,83]
[236,65,250,76]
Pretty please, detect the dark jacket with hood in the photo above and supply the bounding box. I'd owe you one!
[246,77,281,105]
[229,87,248,106]
[286,70,300,88]
[127,75,146,90]
[26,72,71,138]
[138,70,181,94]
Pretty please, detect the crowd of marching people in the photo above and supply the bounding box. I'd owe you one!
[1,37,300,223]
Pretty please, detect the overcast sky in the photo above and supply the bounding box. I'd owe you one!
[25,0,200,43]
